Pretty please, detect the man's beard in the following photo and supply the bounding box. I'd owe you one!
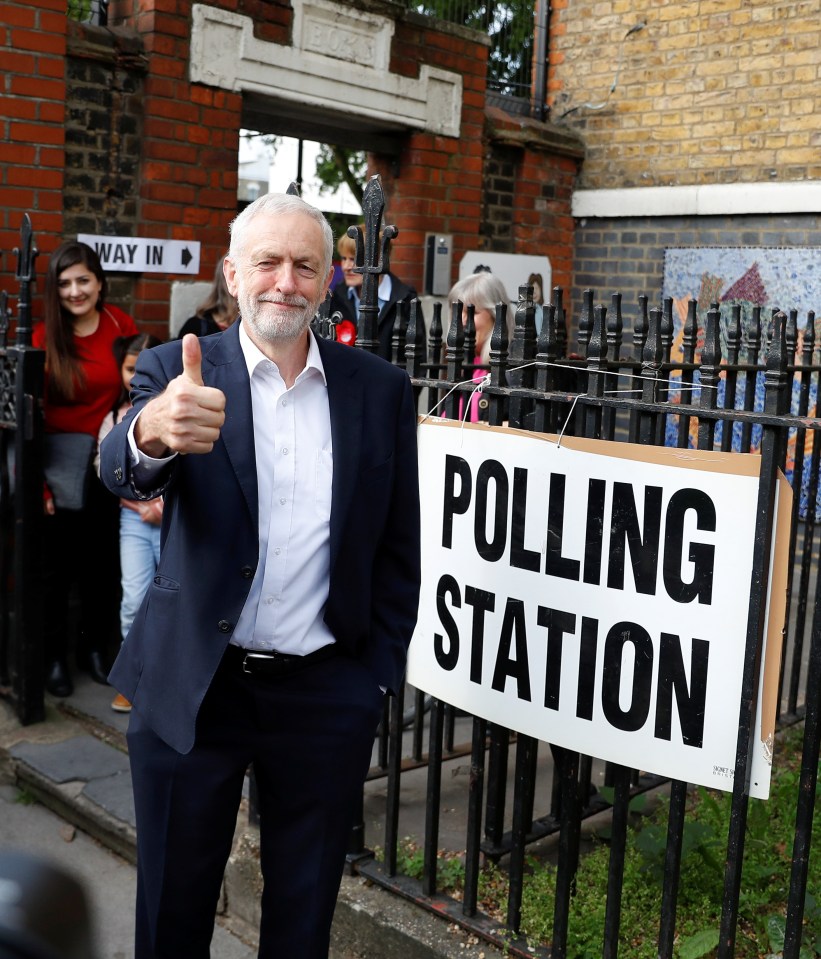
[238,290,319,343]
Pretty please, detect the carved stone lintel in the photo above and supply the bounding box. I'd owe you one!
[189,2,463,137]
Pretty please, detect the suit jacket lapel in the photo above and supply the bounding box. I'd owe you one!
[317,337,363,571]
[201,324,259,528]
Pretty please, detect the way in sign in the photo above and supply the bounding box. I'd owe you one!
[77,234,201,275]
[94,241,161,267]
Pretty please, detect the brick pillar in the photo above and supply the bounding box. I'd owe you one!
[0,0,66,305]
[107,1,242,337]
[483,144,518,253]
[369,19,488,295]
[513,148,579,295]
[485,108,584,304]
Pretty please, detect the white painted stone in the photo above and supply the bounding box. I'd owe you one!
[293,0,394,71]
[189,2,463,138]
[572,182,821,218]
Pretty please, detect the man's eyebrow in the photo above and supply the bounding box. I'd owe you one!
[250,249,319,261]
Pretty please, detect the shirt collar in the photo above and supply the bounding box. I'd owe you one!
[238,320,328,386]
[347,274,392,303]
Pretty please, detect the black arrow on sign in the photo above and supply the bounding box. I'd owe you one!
[181,247,192,267]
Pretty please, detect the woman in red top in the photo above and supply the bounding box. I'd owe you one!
[33,241,138,698]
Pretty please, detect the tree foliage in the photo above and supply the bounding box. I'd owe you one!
[411,0,535,97]
[314,145,367,208]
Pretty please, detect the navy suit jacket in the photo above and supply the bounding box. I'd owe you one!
[100,322,421,755]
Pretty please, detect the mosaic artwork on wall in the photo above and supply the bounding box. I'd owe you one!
[661,247,821,518]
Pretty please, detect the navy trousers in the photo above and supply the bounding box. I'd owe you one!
[126,649,384,958]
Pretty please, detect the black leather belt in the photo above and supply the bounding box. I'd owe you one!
[224,642,338,677]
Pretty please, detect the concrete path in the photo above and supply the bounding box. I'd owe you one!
[0,757,255,959]
[0,676,505,959]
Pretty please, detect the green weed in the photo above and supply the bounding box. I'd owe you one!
[14,787,38,806]
[380,723,821,957]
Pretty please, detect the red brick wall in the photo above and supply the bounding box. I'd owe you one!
[236,0,292,44]
[514,149,578,296]
[107,0,241,334]
[0,0,66,314]
[374,17,581,297]
[372,19,488,293]
[3,0,579,330]
[482,108,583,302]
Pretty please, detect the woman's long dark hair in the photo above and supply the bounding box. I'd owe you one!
[43,241,107,401]
[194,254,237,327]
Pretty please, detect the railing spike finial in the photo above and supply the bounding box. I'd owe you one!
[404,298,425,379]
[643,306,663,369]
[15,214,37,284]
[587,303,608,365]
[285,181,301,196]
[349,175,397,354]
[578,289,594,354]
[765,310,788,387]
[14,213,38,347]
[804,311,816,362]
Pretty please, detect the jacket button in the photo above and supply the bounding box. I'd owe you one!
[218,620,233,633]
[240,566,254,579]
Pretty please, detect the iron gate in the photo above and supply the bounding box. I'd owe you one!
[0,215,46,726]
[326,176,821,959]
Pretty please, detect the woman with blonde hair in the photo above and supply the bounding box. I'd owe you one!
[328,229,422,361]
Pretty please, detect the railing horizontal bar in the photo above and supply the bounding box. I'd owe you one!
[365,740,475,781]
[415,378,821,429]
[358,860,552,959]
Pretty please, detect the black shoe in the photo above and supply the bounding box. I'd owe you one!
[45,660,73,698]
[79,650,109,686]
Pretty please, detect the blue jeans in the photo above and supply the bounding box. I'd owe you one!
[120,506,162,639]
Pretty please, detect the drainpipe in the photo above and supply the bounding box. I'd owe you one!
[532,0,550,121]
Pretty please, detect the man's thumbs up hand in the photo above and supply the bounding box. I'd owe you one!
[134,334,227,458]
[182,332,205,386]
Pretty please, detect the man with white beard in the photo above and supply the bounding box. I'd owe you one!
[99,192,421,958]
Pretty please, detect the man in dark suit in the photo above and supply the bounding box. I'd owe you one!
[99,192,421,958]
[329,229,423,361]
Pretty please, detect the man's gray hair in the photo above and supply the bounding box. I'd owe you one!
[228,193,334,276]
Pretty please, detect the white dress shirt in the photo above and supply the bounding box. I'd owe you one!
[231,325,335,653]
[128,325,335,655]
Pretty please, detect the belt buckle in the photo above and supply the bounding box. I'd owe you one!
[241,650,292,674]
[242,652,269,675]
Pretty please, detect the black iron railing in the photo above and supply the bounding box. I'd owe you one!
[306,175,821,958]
[0,216,45,725]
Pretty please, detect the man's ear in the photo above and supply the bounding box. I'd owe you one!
[322,265,335,297]
[223,256,239,296]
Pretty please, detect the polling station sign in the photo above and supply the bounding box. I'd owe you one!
[407,420,791,799]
